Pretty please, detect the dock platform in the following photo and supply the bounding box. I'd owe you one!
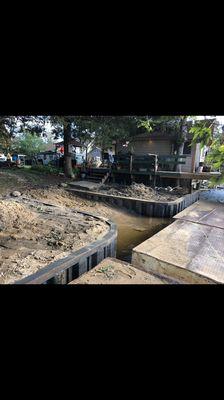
[155,171,221,180]
[132,199,224,284]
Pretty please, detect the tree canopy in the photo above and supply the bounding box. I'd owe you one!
[0,115,223,177]
[11,131,52,157]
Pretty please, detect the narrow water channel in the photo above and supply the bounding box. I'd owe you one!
[111,210,172,262]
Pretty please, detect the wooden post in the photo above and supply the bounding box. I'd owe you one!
[189,180,193,194]
[191,143,197,173]
[130,154,133,183]
[130,155,133,172]
[190,143,197,194]
[153,154,157,188]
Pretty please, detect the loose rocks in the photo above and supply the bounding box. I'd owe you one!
[11,191,21,197]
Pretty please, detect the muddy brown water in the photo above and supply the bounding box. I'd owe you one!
[111,209,172,262]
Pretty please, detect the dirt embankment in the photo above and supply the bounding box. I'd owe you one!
[0,197,109,284]
[99,182,189,201]
[0,169,182,283]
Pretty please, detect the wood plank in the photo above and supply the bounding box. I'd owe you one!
[132,219,224,284]
[156,171,221,180]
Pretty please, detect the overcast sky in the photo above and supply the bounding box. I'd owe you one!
[215,116,224,125]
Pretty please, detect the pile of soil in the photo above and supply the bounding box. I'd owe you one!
[0,198,109,284]
[22,187,115,218]
[99,183,188,201]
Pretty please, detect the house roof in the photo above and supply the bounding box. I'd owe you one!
[55,139,86,147]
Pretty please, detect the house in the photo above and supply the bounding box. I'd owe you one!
[87,146,116,166]
[36,151,59,165]
[116,119,217,173]
[55,139,87,159]
[87,146,102,161]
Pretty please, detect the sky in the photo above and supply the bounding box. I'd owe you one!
[197,116,224,124]
[215,116,224,125]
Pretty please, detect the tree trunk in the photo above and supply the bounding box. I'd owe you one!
[64,124,74,178]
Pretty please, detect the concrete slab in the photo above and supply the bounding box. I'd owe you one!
[132,219,224,284]
[69,181,101,191]
[174,200,224,230]
[69,257,179,284]
[200,188,224,204]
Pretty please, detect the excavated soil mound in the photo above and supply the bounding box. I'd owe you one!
[0,198,108,284]
[99,183,188,201]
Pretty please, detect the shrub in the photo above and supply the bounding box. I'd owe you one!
[72,166,80,176]
[30,165,60,175]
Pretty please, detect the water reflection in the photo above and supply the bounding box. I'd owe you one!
[111,210,172,262]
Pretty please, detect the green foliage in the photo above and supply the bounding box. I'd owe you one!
[189,123,212,148]
[138,116,217,151]
[137,117,153,132]
[206,140,224,170]
[12,132,49,157]
[0,116,18,152]
[30,164,60,175]
[72,166,80,175]
[50,116,140,148]
[30,164,80,177]
[2,115,222,180]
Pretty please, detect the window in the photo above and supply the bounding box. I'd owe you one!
[183,141,191,155]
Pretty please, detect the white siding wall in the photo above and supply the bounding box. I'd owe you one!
[181,144,201,172]
[181,155,192,172]
[195,143,201,169]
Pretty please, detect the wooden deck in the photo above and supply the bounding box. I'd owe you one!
[155,171,221,180]
[112,169,221,180]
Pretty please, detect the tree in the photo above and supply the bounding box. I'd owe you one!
[50,116,78,178]
[11,131,50,157]
[49,116,139,177]
[203,124,224,179]
[0,116,18,152]
[0,116,48,152]
[1,115,219,179]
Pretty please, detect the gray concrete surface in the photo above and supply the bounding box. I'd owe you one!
[174,200,224,230]
[132,195,224,284]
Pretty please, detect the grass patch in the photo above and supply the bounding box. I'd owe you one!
[30,165,62,175]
